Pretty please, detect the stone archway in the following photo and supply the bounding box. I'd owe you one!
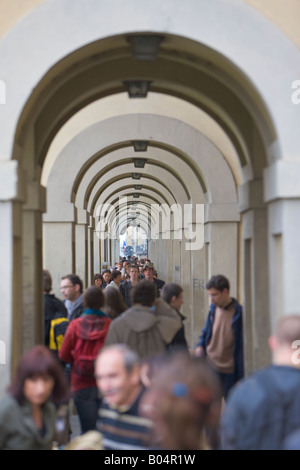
[1,0,299,395]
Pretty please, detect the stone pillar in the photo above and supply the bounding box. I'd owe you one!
[265,160,300,331]
[87,216,95,285]
[93,229,101,274]
[239,179,270,374]
[22,180,46,351]
[75,209,89,289]
[0,160,26,398]
[204,203,240,298]
[43,201,76,298]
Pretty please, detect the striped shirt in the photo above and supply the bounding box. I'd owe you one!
[97,389,153,450]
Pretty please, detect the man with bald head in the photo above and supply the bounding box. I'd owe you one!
[221,314,300,450]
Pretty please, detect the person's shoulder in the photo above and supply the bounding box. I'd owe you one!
[0,395,18,417]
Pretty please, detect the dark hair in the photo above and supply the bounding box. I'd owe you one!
[206,275,230,292]
[94,273,103,281]
[129,264,139,272]
[161,283,183,304]
[103,288,127,319]
[132,280,156,307]
[8,345,70,406]
[111,270,121,281]
[102,269,111,276]
[61,274,83,293]
[83,286,104,310]
[43,270,52,293]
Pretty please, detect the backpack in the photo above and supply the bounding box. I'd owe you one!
[49,313,69,354]
[72,316,110,379]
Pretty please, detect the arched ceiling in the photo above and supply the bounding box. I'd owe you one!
[19,32,274,180]
[43,115,238,232]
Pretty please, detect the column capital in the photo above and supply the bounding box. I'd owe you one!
[264,160,300,203]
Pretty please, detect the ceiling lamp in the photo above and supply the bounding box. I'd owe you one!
[127,35,164,61]
[132,173,142,180]
[123,80,151,98]
[133,158,147,168]
[132,140,149,152]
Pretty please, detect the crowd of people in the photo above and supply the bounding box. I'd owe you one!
[1,259,300,451]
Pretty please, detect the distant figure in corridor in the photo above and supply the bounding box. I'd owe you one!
[43,269,68,349]
[94,273,104,289]
[0,345,69,450]
[161,283,188,351]
[106,269,122,290]
[142,262,165,296]
[60,274,84,321]
[195,274,244,399]
[102,287,127,320]
[221,314,300,450]
[101,269,112,288]
[119,264,140,307]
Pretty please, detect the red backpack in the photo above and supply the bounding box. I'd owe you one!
[72,315,111,380]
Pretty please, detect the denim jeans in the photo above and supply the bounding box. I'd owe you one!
[72,386,101,434]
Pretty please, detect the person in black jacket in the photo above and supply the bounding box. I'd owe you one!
[119,264,140,307]
[161,283,188,351]
[43,269,68,347]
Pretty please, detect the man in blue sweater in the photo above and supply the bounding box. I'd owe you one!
[195,274,244,399]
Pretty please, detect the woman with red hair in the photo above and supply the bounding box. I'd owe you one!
[0,345,69,450]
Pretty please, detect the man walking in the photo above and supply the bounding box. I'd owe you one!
[195,274,243,399]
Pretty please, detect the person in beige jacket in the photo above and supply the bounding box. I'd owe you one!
[104,280,183,361]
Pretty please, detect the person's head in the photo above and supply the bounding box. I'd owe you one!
[131,279,157,307]
[103,287,127,319]
[143,262,155,281]
[269,314,300,367]
[43,270,52,294]
[206,275,231,308]
[60,274,83,302]
[129,264,139,283]
[102,269,111,285]
[95,344,141,408]
[141,353,222,450]
[94,273,103,289]
[83,286,105,310]
[116,262,123,271]
[8,345,69,406]
[161,283,183,311]
[111,269,121,286]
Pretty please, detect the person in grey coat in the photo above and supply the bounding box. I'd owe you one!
[105,280,182,361]
[0,345,69,450]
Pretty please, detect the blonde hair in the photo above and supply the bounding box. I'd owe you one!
[64,431,103,450]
